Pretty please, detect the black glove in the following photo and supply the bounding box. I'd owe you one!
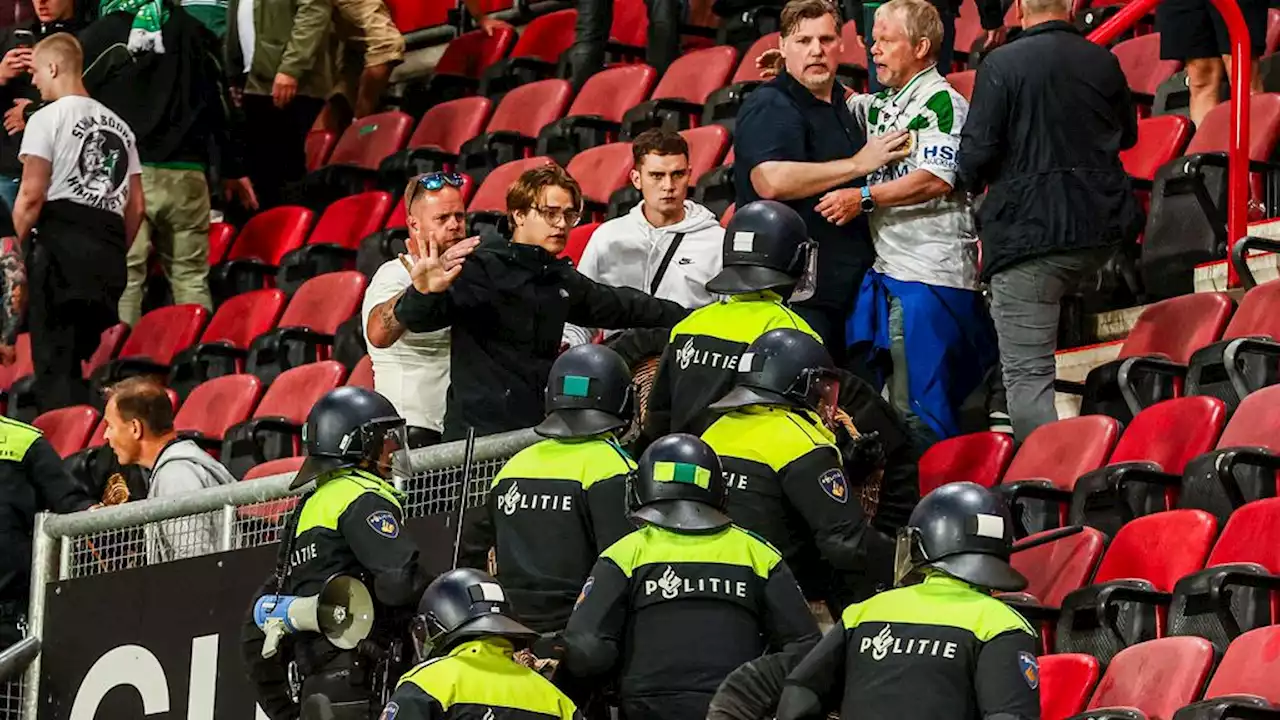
[838,429,886,483]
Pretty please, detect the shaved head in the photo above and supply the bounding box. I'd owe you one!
[33,32,82,73]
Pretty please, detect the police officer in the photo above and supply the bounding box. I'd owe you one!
[458,344,638,632]
[379,568,582,719]
[643,200,822,441]
[560,434,820,720]
[0,416,95,646]
[702,328,894,611]
[776,482,1040,720]
[245,387,433,719]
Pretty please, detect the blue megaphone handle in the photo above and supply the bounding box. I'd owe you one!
[254,594,303,632]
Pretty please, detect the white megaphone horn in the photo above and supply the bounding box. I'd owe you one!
[253,575,376,659]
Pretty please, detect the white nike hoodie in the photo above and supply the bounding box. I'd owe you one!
[564,200,725,346]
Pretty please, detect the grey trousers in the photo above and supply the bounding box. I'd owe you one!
[988,249,1111,442]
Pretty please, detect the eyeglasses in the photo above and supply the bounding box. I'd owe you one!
[534,204,582,227]
[409,172,465,207]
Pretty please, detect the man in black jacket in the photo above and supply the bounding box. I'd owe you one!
[394,164,688,441]
[956,0,1141,442]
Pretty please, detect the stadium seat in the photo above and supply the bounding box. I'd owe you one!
[1072,636,1215,720]
[246,272,368,387]
[94,304,210,386]
[174,374,264,452]
[211,206,315,303]
[379,96,492,182]
[1173,626,1280,720]
[916,432,1014,496]
[946,70,975,101]
[561,222,601,267]
[467,156,555,232]
[221,361,346,479]
[621,46,739,138]
[1177,384,1280,525]
[480,8,578,97]
[33,405,100,458]
[402,26,518,116]
[1055,510,1217,662]
[537,64,659,166]
[681,125,730,184]
[385,0,446,34]
[719,202,736,228]
[1142,93,1280,298]
[347,355,374,390]
[1168,498,1280,650]
[302,112,414,207]
[81,323,129,380]
[1185,280,1280,410]
[304,130,337,172]
[703,32,780,131]
[1040,654,1101,720]
[276,191,395,294]
[836,20,868,90]
[457,79,574,184]
[1000,416,1122,535]
[235,456,305,529]
[1112,33,1181,109]
[1121,115,1194,185]
[1070,396,1227,536]
[695,147,736,217]
[208,222,236,266]
[168,289,287,399]
[568,142,634,217]
[1065,293,1234,423]
[1006,527,1108,645]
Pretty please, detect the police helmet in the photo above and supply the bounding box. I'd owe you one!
[411,568,537,661]
[709,329,841,423]
[627,433,731,533]
[535,344,635,439]
[894,482,1027,592]
[291,387,410,490]
[706,200,814,295]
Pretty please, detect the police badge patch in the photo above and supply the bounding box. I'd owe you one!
[818,469,849,504]
[1018,651,1040,689]
[379,701,399,720]
[367,510,400,539]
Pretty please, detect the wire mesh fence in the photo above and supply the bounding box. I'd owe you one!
[1,678,22,718]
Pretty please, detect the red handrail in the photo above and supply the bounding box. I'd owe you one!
[1089,0,1252,288]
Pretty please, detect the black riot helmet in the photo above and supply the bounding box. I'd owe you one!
[894,482,1027,592]
[627,433,730,533]
[709,329,841,424]
[535,344,635,439]
[706,200,816,297]
[291,387,410,490]
[410,568,537,662]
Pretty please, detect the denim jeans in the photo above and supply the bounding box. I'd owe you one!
[988,249,1112,442]
[0,175,19,216]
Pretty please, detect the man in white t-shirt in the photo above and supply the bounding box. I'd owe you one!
[361,172,466,442]
[11,33,142,411]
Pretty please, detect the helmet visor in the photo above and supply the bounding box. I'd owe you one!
[787,241,819,304]
[893,526,928,587]
[360,418,411,478]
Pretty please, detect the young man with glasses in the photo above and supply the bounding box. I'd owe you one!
[393,164,688,441]
[361,172,470,446]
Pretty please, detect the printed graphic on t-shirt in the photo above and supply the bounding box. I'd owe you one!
[69,113,132,213]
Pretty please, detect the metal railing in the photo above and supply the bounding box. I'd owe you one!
[21,428,541,720]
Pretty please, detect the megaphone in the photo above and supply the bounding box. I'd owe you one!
[253,575,376,659]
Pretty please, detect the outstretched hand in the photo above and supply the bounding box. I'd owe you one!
[755,48,783,79]
[407,235,480,295]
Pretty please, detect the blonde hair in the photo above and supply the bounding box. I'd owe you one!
[780,0,842,38]
[33,32,83,74]
[876,0,944,60]
[505,164,582,215]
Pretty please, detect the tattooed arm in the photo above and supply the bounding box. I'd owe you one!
[366,289,408,348]
[0,237,23,349]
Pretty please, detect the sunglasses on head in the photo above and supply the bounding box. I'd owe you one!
[409,172,465,207]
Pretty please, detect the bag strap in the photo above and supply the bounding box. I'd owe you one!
[650,232,687,296]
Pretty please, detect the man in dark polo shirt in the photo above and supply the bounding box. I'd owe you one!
[733,0,908,362]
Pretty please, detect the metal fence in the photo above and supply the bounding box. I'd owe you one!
[21,428,540,720]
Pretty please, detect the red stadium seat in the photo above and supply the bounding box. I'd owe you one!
[1186,280,1280,409]
[1176,384,1280,524]
[704,33,781,129]
[96,304,209,385]
[621,46,739,137]
[212,206,315,301]
[1073,293,1234,422]
[175,374,264,450]
[946,70,976,102]
[720,202,735,228]
[1000,415,1121,535]
[458,79,574,183]
[537,64,660,165]
[1039,654,1100,720]
[1191,626,1280,709]
[916,432,1014,496]
[236,456,305,526]
[1086,637,1215,720]
[1186,93,1280,160]
[1055,510,1217,662]
[467,156,555,230]
[568,142,634,214]
[837,21,868,89]
[245,272,368,386]
[33,405,100,458]
[326,112,414,171]
[1009,526,1108,609]
[81,323,129,380]
[680,125,730,185]
[561,222,601,267]
[1111,33,1181,105]
[435,27,517,80]
[386,97,493,177]
[384,0,447,33]
[208,222,236,265]
[222,361,347,479]
[277,192,395,294]
[197,289,288,353]
[480,9,578,97]
[1121,115,1193,183]
[305,130,337,172]
[347,355,374,390]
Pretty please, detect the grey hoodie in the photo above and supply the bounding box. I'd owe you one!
[145,439,237,563]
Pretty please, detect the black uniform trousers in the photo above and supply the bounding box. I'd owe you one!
[566,0,684,90]
[242,94,324,211]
